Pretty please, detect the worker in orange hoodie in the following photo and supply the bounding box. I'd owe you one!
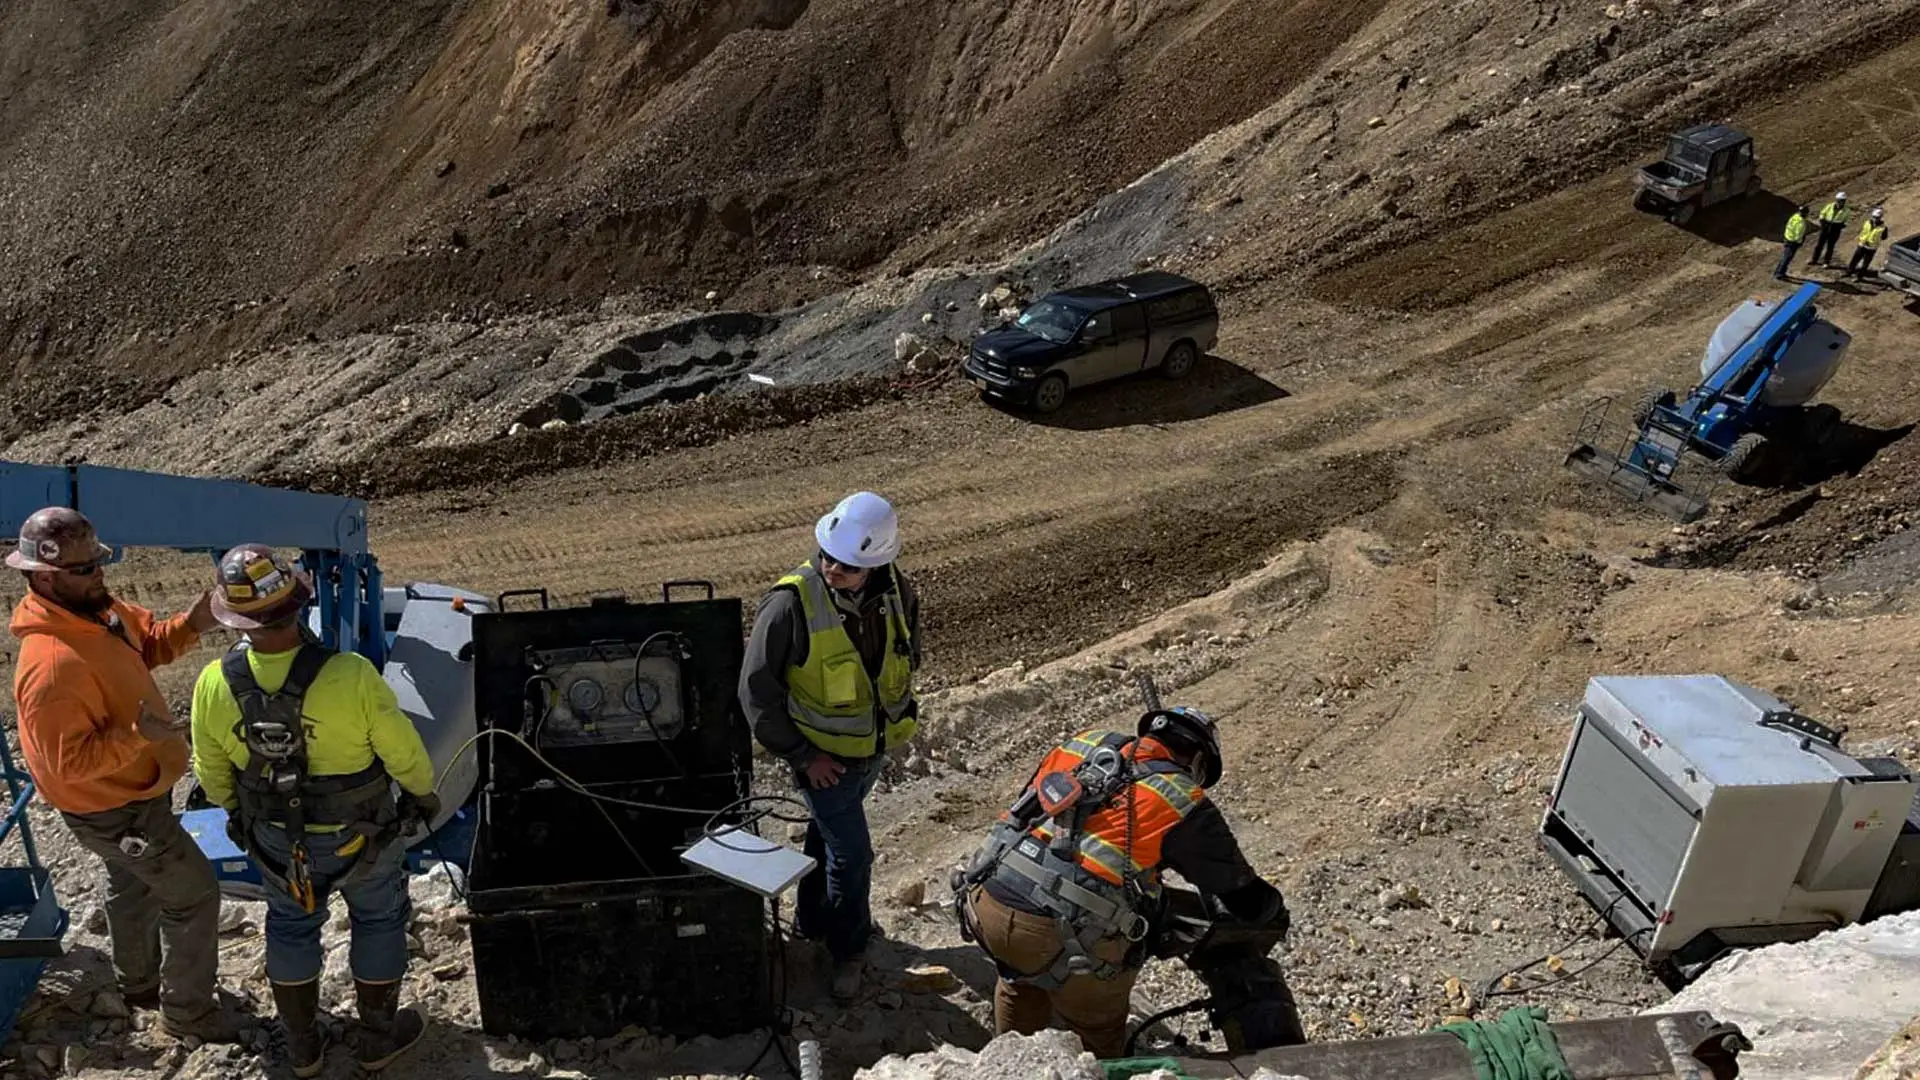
[7,507,240,1043]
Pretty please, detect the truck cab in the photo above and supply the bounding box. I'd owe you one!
[964,271,1220,414]
[1634,124,1761,225]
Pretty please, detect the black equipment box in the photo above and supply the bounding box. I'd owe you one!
[463,583,770,1040]
[465,833,770,1040]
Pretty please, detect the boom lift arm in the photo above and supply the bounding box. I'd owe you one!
[0,461,387,667]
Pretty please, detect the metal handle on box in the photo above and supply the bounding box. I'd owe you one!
[496,588,551,612]
[1759,709,1844,750]
[661,580,717,603]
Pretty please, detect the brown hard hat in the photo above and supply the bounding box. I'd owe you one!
[210,543,314,631]
[6,507,113,572]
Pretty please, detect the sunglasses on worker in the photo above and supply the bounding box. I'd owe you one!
[52,559,105,576]
[818,552,868,573]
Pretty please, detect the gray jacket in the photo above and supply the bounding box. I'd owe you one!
[739,562,922,766]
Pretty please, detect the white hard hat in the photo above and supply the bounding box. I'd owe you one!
[1872,207,1885,219]
[815,491,900,568]
[1836,191,1848,200]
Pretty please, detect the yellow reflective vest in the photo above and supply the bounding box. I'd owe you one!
[1820,201,1852,225]
[1859,221,1888,248]
[777,563,916,758]
[1784,214,1810,243]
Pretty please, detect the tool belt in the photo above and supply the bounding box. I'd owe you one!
[952,821,1152,990]
[233,763,404,902]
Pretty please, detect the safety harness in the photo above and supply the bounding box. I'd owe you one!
[222,643,402,912]
[953,732,1190,989]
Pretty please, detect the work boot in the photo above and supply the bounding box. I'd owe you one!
[352,979,426,1071]
[269,980,328,1078]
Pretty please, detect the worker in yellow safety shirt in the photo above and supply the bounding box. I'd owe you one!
[1811,191,1852,267]
[1848,208,1890,278]
[190,544,438,1077]
[738,491,921,1002]
[1775,204,1812,281]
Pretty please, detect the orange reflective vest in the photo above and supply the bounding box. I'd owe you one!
[1005,730,1204,891]
[957,729,1208,988]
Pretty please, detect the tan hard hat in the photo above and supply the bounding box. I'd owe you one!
[5,507,113,572]
[209,543,314,630]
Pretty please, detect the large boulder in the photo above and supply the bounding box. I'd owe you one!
[853,1030,1102,1080]
[1852,1014,1920,1080]
[1653,911,1920,1080]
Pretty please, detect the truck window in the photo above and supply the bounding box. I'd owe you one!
[1147,289,1211,323]
[1080,311,1114,342]
[1110,303,1145,339]
[1669,136,1708,170]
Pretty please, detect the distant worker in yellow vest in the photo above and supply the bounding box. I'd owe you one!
[1848,208,1889,278]
[1810,191,1852,267]
[739,491,921,1002]
[1775,204,1812,281]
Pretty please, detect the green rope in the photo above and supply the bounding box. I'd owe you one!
[1100,1057,1191,1080]
[1438,1006,1575,1080]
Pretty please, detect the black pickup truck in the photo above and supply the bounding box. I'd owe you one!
[964,271,1221,414]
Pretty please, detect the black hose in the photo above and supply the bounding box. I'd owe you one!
[1123,995,1214,1057]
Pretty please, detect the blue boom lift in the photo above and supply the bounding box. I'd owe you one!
[1565,281,1849,522]
[0,462,484,910]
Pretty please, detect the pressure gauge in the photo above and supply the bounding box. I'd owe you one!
[567,678,605,715]
[625,678,662,714]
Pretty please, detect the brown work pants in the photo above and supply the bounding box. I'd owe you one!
[968,886,1138,1059]
[61,795,220,1023]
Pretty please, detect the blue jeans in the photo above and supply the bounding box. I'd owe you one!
[1775,241,1801,279]
[795,755,883,961]
[253,824,411,984]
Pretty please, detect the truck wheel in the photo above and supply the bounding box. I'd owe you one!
[1161,342,1198,381]
[1718,432,1767,480]
[1668,202,1696,226]
[1030,374,1069,415]
[1632,385,1670,428]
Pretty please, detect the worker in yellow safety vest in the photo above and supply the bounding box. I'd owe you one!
[1848,208,1890,278]
[738,491,920,1002]
[1775,204,1812,281]
[1811,191,1852,266]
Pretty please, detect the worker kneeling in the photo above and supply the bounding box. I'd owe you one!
[189,545,439,1077]
[951,705,1296,1059]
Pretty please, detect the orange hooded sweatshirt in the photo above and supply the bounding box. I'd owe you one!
[9,591,201,815]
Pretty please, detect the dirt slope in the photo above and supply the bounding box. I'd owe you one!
[5,3,1920,1080]
[0,0,1371,429]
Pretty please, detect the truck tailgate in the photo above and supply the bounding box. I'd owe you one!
[1885,234,1920,284]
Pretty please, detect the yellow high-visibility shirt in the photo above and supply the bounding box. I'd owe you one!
[190,646,435,827]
